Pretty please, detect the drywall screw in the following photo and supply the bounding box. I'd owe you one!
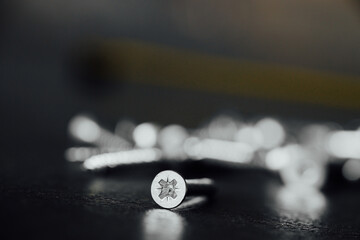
[83,148,162,171]
[64,147,127,162]
[151,170,215,209]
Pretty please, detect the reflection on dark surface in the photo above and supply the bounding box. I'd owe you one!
[143,209,184,240]
[87,178,108,194]
[174,196,207,211]
[275,185,326,220]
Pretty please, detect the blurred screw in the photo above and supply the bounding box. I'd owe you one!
[132,122,160,148]
[158,124,189,160]
[184,137,255,165]
[115,119,136,142]
[68,114,132,149]
[83,148,162,171]
[276,144,327,189]
[65,147,125,162]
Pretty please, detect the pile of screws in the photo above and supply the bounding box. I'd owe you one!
[66,113,360,191]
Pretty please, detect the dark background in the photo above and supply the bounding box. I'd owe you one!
[1,1,360,239]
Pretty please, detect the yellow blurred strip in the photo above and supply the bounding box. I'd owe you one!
[99,39,360,110]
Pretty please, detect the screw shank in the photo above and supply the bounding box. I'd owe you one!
[186,178,216,196]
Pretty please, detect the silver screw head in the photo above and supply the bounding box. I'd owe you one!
[151,170,187,209]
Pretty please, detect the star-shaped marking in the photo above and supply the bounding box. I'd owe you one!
[158,177,178,200]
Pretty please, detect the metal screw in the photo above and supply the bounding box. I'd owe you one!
[151,170,215,209]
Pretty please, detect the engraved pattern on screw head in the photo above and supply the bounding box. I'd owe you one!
[151,170,187,209]
[158,178,178,199]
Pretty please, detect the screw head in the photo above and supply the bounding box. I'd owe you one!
[151,170,187,209]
